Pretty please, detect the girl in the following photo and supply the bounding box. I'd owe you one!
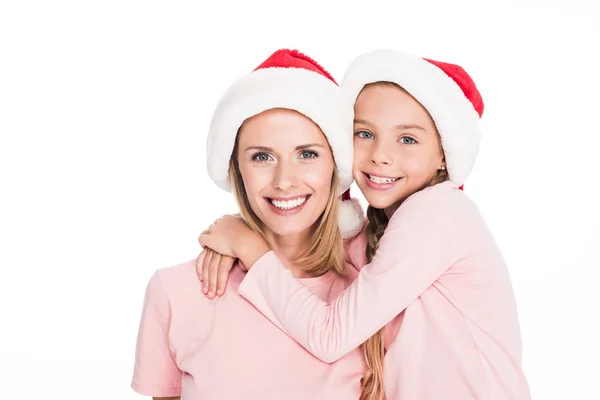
[198,50,531,399]
[131,49,372,400]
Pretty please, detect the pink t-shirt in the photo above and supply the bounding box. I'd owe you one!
[131,259,366,399]
[238,181,531,399]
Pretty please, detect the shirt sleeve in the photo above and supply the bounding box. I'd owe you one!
[131,270,183,397]
[343,225,368,273]
[237,188,460,363]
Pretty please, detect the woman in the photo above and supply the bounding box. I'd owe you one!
[131,49,379,400]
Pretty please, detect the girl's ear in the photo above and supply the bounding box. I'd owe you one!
[438,153,446,169]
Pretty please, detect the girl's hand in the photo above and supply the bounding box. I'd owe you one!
[197,214,271,279]
[199,214,270,263]
[198,214,254,258]
[196,248,245,298]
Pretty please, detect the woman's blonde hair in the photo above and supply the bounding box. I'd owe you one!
[359,81,450,400]
[228,127,346,278]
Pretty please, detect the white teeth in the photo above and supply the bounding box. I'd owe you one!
[368,174,399,184]
[271,196,307,210]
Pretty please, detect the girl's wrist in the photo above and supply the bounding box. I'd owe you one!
[236,235,270,269]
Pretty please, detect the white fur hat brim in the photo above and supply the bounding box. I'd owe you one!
[339,197,365,239]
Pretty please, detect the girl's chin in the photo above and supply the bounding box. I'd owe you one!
[361,190,402,210]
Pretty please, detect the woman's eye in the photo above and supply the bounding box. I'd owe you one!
[251,152,272,162]
[399,136,416,144]
[300,150,318,159]
[355,130,374,139]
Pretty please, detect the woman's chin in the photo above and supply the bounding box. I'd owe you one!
[261,217,316,238]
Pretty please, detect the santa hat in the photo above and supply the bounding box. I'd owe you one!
[341,50,484,187]
[206,49,364,238]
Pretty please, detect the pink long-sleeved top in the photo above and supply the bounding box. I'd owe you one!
[238,181,531,399]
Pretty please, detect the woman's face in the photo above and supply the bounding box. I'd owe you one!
[236,108,335,237]
[352,84,444,213]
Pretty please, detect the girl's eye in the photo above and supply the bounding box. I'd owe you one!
[300,150,318,160]
[399,136,416,145]
[251,152,272,162]
[355,130,374,139]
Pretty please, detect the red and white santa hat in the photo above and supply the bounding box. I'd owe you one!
[341,50,484,187]
[206,49,364,238]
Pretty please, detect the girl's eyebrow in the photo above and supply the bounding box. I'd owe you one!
[353,118,372,126]
[354,119,426,132]
[395,124,426,131]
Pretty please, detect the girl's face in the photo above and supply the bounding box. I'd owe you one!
[236,108,334,238]
[352,84,445,214]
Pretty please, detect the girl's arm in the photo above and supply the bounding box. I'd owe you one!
[196,215,271,297]
[237,187,461,362]
[132,271,183,397]
[195,227,367,299]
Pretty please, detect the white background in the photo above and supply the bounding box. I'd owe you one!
[1,0,598,398]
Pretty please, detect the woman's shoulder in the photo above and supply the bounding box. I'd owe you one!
[154,259,198,287]
[144,259,203,306]
[155,259,245,302]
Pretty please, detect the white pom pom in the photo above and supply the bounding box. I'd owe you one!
[339,197,365,239]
